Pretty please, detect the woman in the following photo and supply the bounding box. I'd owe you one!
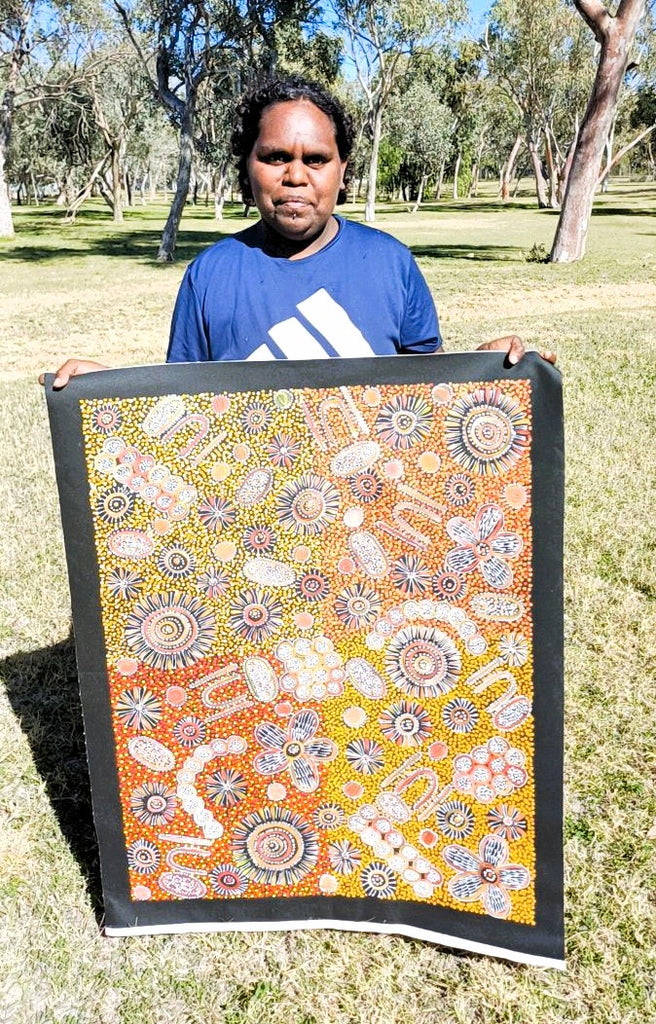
[46,75,555,386]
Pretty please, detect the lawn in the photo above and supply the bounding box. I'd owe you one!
[0,182,655,1023]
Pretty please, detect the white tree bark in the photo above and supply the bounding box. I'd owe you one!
[158,103,194,261]
[551,0,646,262]
[365,106,383,223]
[0,146,13,237]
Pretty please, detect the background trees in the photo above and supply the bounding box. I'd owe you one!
[2,0,654,260]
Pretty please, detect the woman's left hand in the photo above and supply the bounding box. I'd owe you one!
[477,335,557,365]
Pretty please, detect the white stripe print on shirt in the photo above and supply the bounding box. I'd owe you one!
[245,288,375,361]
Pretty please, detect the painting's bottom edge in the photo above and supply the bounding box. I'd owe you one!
[104,915,565,969]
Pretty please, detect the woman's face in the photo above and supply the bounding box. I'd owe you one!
[246,99,347,248]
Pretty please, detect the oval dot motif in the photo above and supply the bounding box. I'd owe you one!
[108,529,154,560]
[492,696,532,731]
[330,441,381,477]
[243,656,280,703]
[345,657,387,699]
[348,530,389,578]
[158,871,207,899]
[243,557,296,588]
[469,594,525,622]
[142,396,187,437]
[235,467,274,506]
[128,736,176,772]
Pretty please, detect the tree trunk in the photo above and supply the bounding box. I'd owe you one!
[501,134,523,200]
[551,0,646,263]
[0,49,21,238]
[158,100,194,261]
[436,159,446,200]
[544,131,560,208]
[111,143,124,223]
[452,152,461,199]
[65,154,110,223]
[558,119,579,205]
[30,170,40,206]
[527,137,549,208]
[0,145,14,237]
[124,166,133,207]
[365,105,383,223]
[213,161,228,220]
[411,173,427,214]
[468,161,479,199]
[600,116,616,192]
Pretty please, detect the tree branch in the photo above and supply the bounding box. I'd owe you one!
[572,0,612,42]
[598,121,656,181]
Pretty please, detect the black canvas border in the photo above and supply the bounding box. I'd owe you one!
[45,351,564,963]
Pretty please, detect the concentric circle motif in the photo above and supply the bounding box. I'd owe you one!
[436,800,475,840]
[232,806,318,886]
[275,473,340,535]
[374,395,433,450]
[157,544,196,579]
[444,473,475,507]
[432,568,467,603]
[228,587,283,643]
[442,697,479,734]
[334,584,381,628]
[349,470,383,503]
[444,386,529,476]
[241,401,271,434]
[385,626,461,698]
[129,781,176,827]
[96,485,134,524]
[361,861,397,898]
[313,802,345,830]
[209,863,249,897]
[92,404,122,434]
[296,569,330,602]
[125,592,215,670]
[173,715,207,748]
[127,838,161,874]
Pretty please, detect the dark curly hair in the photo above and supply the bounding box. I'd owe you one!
[231,75,354,205]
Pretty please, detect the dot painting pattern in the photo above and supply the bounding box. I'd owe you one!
[80,379,535,924]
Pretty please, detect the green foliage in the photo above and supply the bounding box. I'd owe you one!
[525,241,549,262]
[377,137,403,191]
[2,184,656,1022]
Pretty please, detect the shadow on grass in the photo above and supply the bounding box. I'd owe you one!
[402,199,541,215]
[0,228,224,265]
[1,635,103,918]
[591,205,656,217]
[409,242,524,261]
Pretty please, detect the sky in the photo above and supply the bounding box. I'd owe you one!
[468,1,492,33]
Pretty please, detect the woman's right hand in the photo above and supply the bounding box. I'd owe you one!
[39,359,109,388]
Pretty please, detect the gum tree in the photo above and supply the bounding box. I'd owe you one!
[550,0,648,262]
[331,0,465,222]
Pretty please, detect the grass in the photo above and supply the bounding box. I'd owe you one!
[1,180,655,1023]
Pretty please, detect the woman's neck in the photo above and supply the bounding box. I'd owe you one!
[258,216,339,260]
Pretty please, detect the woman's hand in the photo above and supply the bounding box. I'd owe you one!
[39,359,109,388]
[476,335,557,365]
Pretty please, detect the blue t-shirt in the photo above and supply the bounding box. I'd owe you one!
[167,216,442,363]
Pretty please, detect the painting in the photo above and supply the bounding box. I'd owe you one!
[46,352,564,967]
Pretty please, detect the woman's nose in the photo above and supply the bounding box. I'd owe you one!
[283,158,308,185]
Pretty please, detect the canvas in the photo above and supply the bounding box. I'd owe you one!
[46,352,564,968]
